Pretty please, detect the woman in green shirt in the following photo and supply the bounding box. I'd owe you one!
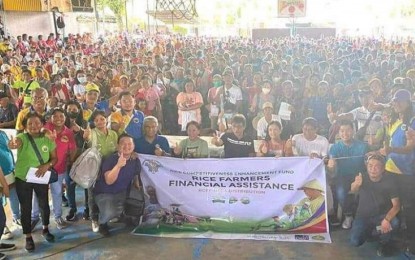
[172,121,209,158]
[8,112,57,252]
[82,110,118,232]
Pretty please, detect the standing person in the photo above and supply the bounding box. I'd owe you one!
[211,114,255,158]
[110,91,144,140]
[94,134,141,236]
[327,120,368,230]
[172,121,209,158]
[63,100,89,221]
[0,166,16,257]
[0,130,21,237]
[12,69,40,109]
[134,116,170,156]
[15,88,48,133]
[379,89,415,255]
[83,110,118,232]
[31,108,76,230]
[176,79,204,133]
[350,155,400,257]
[8,112,57,252]
[215,70,243,123]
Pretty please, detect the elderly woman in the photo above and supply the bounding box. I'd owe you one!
[8,112,57,252]
[176,79,203,133]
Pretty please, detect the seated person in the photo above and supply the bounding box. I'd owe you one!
[134,116,170,156]
[350,154,400,257]
[211,114,255,158]
[172,121,209,158]
[94,134,141,236]
[0,92,18,128]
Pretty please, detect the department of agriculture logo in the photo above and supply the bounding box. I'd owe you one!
[142,159,162,174]
[41,145,49,153]
[311,235,325,241]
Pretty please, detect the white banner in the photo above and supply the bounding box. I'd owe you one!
[133,154,331,243]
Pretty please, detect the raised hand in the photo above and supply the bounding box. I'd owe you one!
[154,144,164,156]
[83,124,91,140]
[211,133,220,146]
[117,152,127,168]
[173,142,182,155]
[354,172,363,187]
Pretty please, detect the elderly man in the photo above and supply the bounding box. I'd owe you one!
[134,116,170,156]
[350,154,400,257]
[94,134,141,236]
[15,88,48,133]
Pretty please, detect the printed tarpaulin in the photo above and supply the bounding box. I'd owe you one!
[133,154,331,243]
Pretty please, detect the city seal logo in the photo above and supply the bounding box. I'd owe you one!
[41,145,49,153]
[143,159,162,174]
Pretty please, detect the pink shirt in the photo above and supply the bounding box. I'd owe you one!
[45,123,76,174]
[137,86,161,111]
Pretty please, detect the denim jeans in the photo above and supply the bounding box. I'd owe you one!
[32,174,65,220]
[0,204,5,236]
[64,172,89,212]
[334,174,357,216]
[88,188,99,221]
[95,192,126,225]
[350,214,399,246]
[8,186,21,220]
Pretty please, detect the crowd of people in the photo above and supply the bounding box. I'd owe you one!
[0,31,414,257]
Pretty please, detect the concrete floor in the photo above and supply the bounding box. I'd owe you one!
[2,189,413,260]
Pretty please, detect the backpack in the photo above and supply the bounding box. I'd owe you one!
[69,147,102,189]
[57,16,65,29]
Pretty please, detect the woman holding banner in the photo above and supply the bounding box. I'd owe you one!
[172,121,209,158]
[257,121,292,157]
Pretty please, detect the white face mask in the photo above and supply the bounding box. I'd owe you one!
[163,77,170,85]
[78,76,87,84]
[273,77,280,83]
[262,88,271,95]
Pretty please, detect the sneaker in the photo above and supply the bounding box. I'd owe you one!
[98,224,110,237]
[342,216,353,229]
[0,252,6,260]
[12,218,21,226]
[0,243,16,252]
[25,237,35,253]
[41,229,55,243]
[2,227,13,240]
[377,242,394,257]
[55,217,68,230]
[91,220,99,233]
[83,208,90,220]
[31,218,40,232]
[329,215,341,227]
[109,217,120,223]
[62,195,69,207]
[66,209,77,221]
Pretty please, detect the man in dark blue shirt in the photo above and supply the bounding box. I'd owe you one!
[134,116,170,156]
[94,134,141,236]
